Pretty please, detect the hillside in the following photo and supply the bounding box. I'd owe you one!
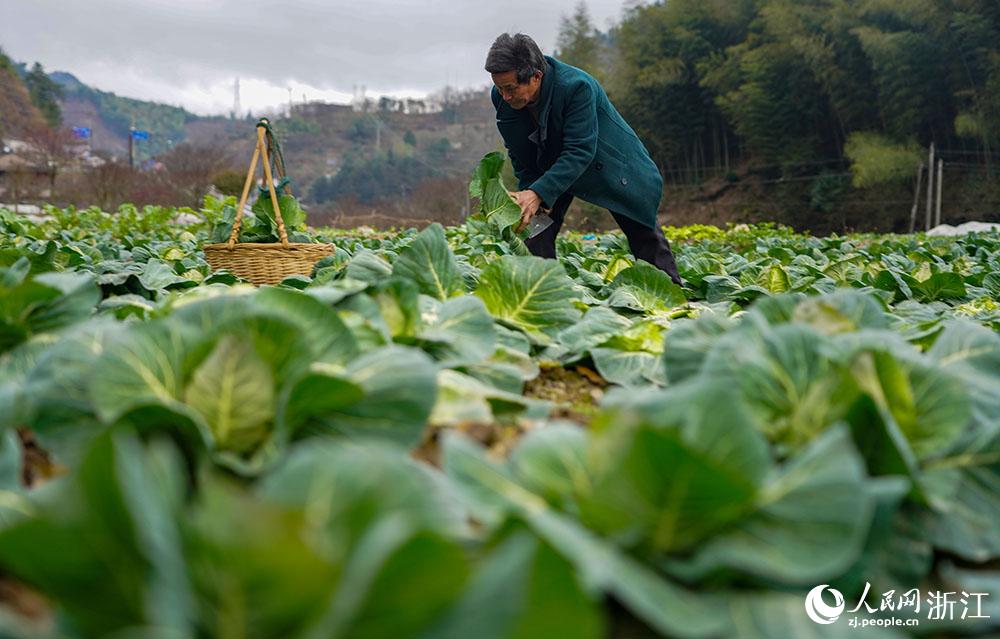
[0,50,46,138]
[50,71,201,160]
[272,93,499,225]
[38,61,501,223]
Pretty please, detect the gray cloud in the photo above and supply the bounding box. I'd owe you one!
[2,0,626,113]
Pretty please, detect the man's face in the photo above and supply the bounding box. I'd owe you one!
[491,70,542,110]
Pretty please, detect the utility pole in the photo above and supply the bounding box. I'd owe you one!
[232,77,241,120]
[909,162,924,234]
[375,118,381,153]
[935,158,944,228]
[129,116,135,170]
[924,142,935,231]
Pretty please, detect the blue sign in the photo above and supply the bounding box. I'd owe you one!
[72,126,91,139]
[131,130,150,140]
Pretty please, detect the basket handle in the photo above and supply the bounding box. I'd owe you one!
[228,120,290,249]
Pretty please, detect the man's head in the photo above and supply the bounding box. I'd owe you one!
[485,33,545,110]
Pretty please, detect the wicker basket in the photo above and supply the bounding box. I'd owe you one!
[203,119,332,286]
[204,241,332,286]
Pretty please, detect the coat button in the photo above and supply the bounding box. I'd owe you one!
[620,177,628,186]
[595,161,604,170]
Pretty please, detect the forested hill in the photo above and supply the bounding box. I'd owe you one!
[3,55,211,159]
[556,0,1000,230]
[45,69,202,158]
[0,50,46,138]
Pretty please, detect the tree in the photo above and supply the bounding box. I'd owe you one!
[425,138,451,162]
[346,115,378,143]
[852,26,946,142]
[211,169,247,197]
[24,63,63,127]
[711,41,832,168]
[948,6,1000,170]
[844,132,922,188]
[309,151,438,205]
[403,130,417,146]
[611,0,752,179]
[556,2,607,82]
[22,123,76,197]
[157,143,235,207]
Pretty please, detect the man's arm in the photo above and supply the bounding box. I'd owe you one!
[527,81,598,207]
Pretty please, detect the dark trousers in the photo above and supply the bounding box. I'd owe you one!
[525,193,684,286]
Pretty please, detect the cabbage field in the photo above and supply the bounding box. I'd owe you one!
[0,191,998,638]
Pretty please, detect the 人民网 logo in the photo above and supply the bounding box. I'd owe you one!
[805,584,846,624]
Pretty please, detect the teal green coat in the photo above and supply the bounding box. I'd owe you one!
[491,56,663,229]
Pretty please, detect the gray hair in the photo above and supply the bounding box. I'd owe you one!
[485,33,545,84]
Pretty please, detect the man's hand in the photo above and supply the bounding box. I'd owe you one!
[509,189,544,233]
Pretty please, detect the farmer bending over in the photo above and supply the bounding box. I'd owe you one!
[486,32,683,286]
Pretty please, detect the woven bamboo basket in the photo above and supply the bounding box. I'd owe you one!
[204,242,332,286]
[203,120,332,286]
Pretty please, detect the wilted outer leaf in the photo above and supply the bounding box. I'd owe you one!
[475,256,582,344]
[184,335,275,455]
[392,223,464,300]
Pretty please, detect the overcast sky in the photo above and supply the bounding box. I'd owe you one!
[2,0,630,117]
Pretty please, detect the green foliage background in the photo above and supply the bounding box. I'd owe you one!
[556,0,1000,190]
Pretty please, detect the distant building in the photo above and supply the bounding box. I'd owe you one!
[293,101,354,117]
[0,152,54,200]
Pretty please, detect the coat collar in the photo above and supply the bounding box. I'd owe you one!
[536,56,557,127]
[527,57,557,149]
